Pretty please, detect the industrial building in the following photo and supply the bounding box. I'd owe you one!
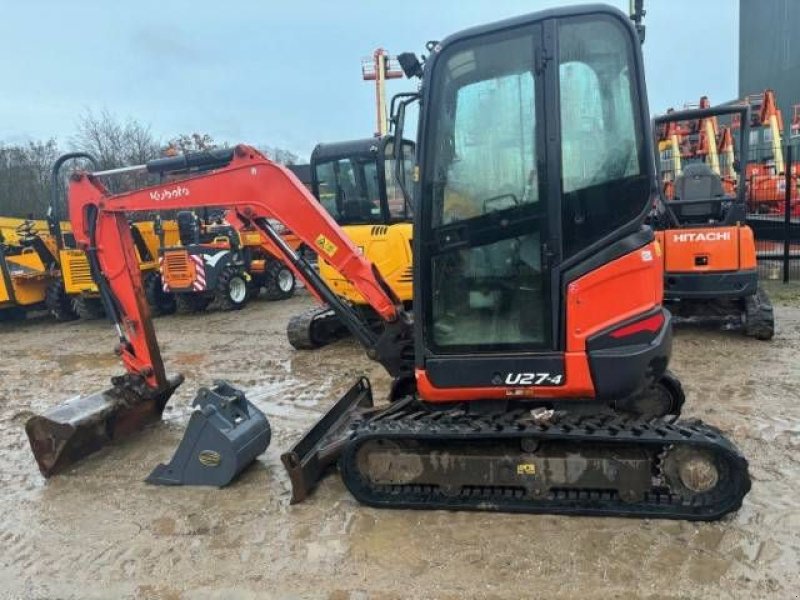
[739,0,800,136]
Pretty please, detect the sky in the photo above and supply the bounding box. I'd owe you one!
[0,0,739,160]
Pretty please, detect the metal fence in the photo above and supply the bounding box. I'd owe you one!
[745,143,800,282]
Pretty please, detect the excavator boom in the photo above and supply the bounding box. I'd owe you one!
[26,145,410,479]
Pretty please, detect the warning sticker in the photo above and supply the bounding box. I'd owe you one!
[315,234,338,258]
[516,463,536,476]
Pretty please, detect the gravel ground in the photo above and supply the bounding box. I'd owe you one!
[0,287,798,599]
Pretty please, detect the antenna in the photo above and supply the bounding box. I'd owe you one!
[630,0,646,44]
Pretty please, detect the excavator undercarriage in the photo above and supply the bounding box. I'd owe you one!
[282,376,748,520]
[341,401,749,520]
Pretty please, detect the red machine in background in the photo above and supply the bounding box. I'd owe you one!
[737,90,799,214]
[656,97,738,200]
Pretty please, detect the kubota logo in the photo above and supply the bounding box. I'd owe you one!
[149,186,190,202]
[672,232,731,243]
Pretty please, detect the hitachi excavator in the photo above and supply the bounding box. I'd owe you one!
[653,104,775,340]
[25,4,750,520]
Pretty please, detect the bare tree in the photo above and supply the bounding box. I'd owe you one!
[71,109,161,191]
[258,144,300,166]
[167,133,219,154]
[0,139,60,218]
[72,109,161,167]
[0,111,305,221]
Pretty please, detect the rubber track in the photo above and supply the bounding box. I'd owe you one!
[744,286,774,341]
[286,305,348,350]
[340,406,751,521]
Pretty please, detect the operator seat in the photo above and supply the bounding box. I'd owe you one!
[672,163,727,223]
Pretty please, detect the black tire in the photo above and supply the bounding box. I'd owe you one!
[215,265,249,311]
[72,295,106,320]
[45,279,78,322]
[144,272,177,317]
[744,285,775,341]
[262,260,296,301]
[175,293,213,313]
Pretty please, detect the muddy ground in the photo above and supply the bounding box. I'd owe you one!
[0,286,799,599]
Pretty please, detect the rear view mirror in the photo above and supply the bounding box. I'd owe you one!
[398,53,423,79]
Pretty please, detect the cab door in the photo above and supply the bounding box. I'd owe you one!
[416,23,563,391]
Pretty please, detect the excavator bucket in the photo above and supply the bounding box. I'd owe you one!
[25,374,184,477]
[281,377,374,504]
[147,381,270,487]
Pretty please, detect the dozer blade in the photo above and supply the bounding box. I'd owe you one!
[281,377,374,504]
[147,381,270,487]
[25,373,184,477]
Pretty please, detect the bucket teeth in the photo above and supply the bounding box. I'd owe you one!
[146,381,270,487]
[25,374,184,477]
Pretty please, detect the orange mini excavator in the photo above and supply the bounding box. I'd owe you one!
[653,104,774,340]
[26,4,750,520]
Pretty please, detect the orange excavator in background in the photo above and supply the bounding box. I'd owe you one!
[25,5,750,520]
[653,103,774,340]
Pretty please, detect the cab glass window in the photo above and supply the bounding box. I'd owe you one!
[424,30,549,351]
[384,140,415,219]
[558,16,648,257]
[314,158,383,225]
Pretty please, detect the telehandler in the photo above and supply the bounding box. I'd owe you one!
[26,4,750,520]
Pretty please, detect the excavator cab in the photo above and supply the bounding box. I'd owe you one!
[310,136,414,226]
[412,8,660,398]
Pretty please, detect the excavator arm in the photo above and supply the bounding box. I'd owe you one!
[68,145,410,387]
[26,145,412,479]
